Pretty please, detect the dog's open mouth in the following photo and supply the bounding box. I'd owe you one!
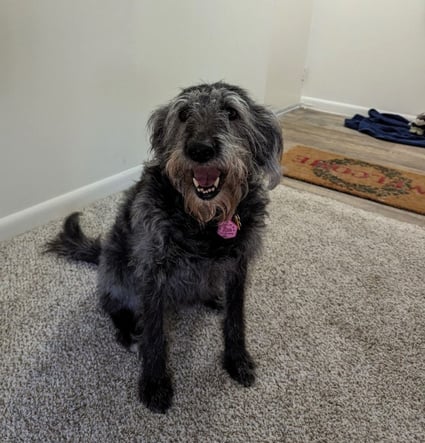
[192,166,222,200]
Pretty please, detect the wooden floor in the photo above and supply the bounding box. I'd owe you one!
[278,107,425,227]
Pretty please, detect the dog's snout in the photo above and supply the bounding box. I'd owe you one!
[185,141,218,163]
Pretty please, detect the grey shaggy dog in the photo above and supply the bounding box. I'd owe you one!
[47,82,283,413]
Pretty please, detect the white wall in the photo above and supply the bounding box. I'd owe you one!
[0,0,282,230]
[265,0,313,109]
[303,0,425,116]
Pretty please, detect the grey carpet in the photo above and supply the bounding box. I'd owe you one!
[1,185,424,442]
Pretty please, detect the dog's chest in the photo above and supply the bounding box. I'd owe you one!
[162,228,238,304]
[164,253,229,305]
[171,220,244,259]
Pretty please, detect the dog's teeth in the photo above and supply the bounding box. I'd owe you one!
[195,184,218,196]
[214,177,220,188]
[193,177,200,188]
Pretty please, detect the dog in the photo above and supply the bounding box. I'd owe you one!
[46,82,283,413]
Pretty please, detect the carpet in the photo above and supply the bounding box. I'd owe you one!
[282,145,425,215]
[1,185,425,442]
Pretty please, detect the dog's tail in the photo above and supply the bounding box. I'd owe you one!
[45,212,102,265]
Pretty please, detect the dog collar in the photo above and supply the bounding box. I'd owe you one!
[217,214,241,239]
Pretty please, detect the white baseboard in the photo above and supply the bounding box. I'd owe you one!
[274,103,302,116]
[0,165,143,242]
[301,96,416,121]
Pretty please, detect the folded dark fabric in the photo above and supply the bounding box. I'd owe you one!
[344,109,425,147]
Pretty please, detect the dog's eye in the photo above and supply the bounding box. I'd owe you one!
[178,107,190,123]
[225,107,239,121]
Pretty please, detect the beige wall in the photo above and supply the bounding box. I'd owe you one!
[265,0,313,109]
[303,0,425,115]
[1,0,283,220]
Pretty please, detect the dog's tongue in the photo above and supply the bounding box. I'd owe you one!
[193,166,220,187]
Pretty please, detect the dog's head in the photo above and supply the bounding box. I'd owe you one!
[148,82,283,223]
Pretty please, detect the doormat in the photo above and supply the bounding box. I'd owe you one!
[282,145,425,215]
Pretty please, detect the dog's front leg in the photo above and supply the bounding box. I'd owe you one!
[138,290,173,413]
[223,259,255,387]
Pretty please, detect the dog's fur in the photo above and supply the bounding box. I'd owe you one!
[46,82,283,413]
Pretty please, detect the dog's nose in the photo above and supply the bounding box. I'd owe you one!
[185,141,217,163]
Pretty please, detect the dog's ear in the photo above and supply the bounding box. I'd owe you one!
[251,105,283,189]
[147,105,170,154]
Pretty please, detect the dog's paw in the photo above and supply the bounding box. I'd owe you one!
[223,351,256,387]
[115,330,139,354]
[138,375,173,413]
[203,297,224,312]
[115,330,137,351]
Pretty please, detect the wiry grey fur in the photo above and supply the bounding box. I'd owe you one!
[46,82,283,413]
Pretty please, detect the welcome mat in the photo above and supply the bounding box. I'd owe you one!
[282,145,425,215]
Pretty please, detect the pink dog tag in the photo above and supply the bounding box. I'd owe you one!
[217,220,238,239]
